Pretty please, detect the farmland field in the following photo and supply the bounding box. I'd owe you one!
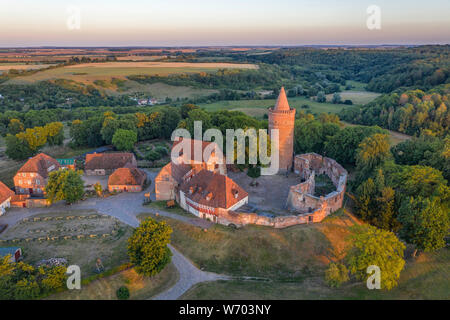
[8,61,258,84]
[0,63,55,74]
[326,90,381,105]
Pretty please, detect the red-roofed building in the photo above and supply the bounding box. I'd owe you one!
[108,167,147,193]
[14,153,61,196]
[85,153,137,176]
[0,181,14,215]
[178,170,248,222]
[155,138,248,222]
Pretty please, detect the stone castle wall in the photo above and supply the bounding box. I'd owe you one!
[286,153,347,218]
[215,201,328,229]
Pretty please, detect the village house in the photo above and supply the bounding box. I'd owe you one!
[0,181,14,216]
[179,170,248,223]
[85,153,137,176]
[14,153,61,196]
[155,138,227,201]
[108,167,147,193]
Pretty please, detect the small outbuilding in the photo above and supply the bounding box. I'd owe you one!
[0,247,22,262]
[108,167,147,193]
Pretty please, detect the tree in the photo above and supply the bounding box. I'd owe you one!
[317,91,326,103]
[5,134,33,160]
[347,225,405,290]
[398,197,449,257]
[356,133,391,181]
[127,218,172,276]
[325,262,349,288]
[332,92,341,104]
[7,118,24,135]
[45,122,64,146]
[45,170,84,205]
[112,129,137,151]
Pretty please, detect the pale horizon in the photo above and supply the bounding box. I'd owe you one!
[0,0,449,47]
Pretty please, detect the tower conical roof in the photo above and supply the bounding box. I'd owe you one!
[274,87,290,111]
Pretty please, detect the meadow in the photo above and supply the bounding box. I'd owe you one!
[199,96,350,118]
[8,61,258,84]
[181,248,449,300]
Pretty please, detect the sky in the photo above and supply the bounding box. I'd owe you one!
[0,0,449,47]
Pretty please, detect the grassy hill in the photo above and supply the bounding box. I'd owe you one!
[139,209,360,280]
[181,248,449,300]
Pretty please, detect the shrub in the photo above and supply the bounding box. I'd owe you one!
[116,286,130,300]
[247,166,261,179]
[154,146,168,156]
[146,151,162,161]
[325,262,349,288]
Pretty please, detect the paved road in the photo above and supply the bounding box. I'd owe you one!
[0,169,223,300]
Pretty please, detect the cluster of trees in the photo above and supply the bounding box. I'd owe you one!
[69,107,181,151]
[0,256,67,300]
[353,133,449,257]
[340,87,450,137]
[293,113,387,167]
[128,66,286,91]
[5,121,64,160]
[0,81,135,112]
[46,170,85,205]
[391,134,450,181]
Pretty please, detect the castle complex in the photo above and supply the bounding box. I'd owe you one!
[155,87,347,228]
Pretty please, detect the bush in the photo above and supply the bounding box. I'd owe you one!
[154,146,168,156]
[247,166,261,179]
[325,262,349,288]
[146,150,162,161]
[116,286,130,300]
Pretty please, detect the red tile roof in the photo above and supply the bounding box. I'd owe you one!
[272,87,291,111]
[0,181,14,204]
[108,168,146,186]
[16,153,61,179]
[180,170,248,210]
[85,153,136,171]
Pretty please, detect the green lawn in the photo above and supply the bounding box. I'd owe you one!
[199,97,349,119]
[181,248,450,300]
[138,210,358,279]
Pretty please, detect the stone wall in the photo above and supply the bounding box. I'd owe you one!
[215,201,328,229]
[287,153,347,217]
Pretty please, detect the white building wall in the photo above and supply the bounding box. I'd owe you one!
[0,198,11,216]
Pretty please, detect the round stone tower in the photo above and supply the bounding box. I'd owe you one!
[268,87,296,173]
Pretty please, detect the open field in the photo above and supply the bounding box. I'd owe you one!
[342,121,411,146]
[138,209,360,279]
[0,63,55,74]
[182,248,450,300]
[199,97,349,119]
[51,263,178,300]
[8,61,258,84]
[0,210,133,277]
[326,90,381,105]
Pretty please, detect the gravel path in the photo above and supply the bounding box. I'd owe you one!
[0,168,226,300]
